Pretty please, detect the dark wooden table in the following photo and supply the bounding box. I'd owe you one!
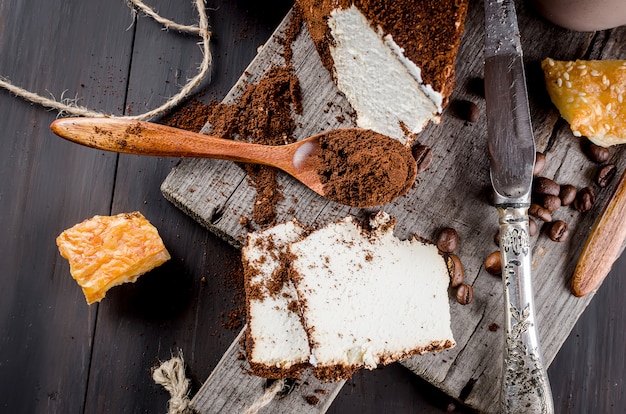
[1,1,625,413]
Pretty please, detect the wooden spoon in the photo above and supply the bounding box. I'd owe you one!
[50,118,416,208]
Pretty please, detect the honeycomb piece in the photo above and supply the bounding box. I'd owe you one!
[56,212,170,304]
[542,58,626,147]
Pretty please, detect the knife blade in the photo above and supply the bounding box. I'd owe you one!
[483,1,554,413]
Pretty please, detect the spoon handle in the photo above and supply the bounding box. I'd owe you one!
[50,117,290,167]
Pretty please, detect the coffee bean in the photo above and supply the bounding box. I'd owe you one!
[581,138,610,163]
[411,144,433,173]
[596,163,617,188]
[574,187,595,213]
[559,184,577,206]
[533,152,546,176]
[456,284,473,305]
[467,102,480,123]
[529,218,537,236]
[455,99,480,123]
[529,203,553,222]
[485,251,502,276]
[549,220,569,242]
[493,229,500,247]
[533,176,560,196]
[447,254,465,287]
[542,194,562,212]
[437,227,459,253]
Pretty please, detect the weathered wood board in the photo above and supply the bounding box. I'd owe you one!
[161,2,626,413]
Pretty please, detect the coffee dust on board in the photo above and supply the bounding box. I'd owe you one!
[163,3,421,227]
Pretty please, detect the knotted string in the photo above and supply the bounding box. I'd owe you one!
[0,0,212,121]
[243,379,287,414]
[152,350,193,414]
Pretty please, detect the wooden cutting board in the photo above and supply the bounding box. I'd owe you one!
[161,2,626,413]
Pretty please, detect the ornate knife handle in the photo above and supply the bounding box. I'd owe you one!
[497,204,554,414]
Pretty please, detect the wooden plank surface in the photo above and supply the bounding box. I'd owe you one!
[0,1,131,412]
[162,2,626,413]
[0,1,288,413]
[80,2,292,413]
[1,0,626,413]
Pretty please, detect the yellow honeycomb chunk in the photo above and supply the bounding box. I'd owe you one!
[56,212,170,304]
[542,58,626,147]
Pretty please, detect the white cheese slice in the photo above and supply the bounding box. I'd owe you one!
[243,212,455,379]
[243,220,310,370]
[327,6,442,144]
[289,212,455,373]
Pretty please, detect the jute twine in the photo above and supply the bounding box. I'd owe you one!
[153,350,287,414]
[243,379,287,414]
[152,350,193,414]
[0,0,212,121]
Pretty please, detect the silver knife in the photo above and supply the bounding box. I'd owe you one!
[483,0,555,413]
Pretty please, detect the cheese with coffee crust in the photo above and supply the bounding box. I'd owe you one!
[242,219,310,378]
[296,0,469,145]
[327,6,441,143]
[290,212,455,380]
[243,212,455,381]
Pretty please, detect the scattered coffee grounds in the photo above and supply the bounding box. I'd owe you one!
[222,308,245,330]
[220,256,246,331]
[199,9,304,227]
[157,9,305,228]
[160,98,216,132]
[488,323,500,332]
[304,395,320,406]
[124,122,144,136]
[316,129,416,207]
[200,66,302,226]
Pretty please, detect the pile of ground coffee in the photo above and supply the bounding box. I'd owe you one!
[316,129,416,207]
[197,9,305,227]
[160,69,302,227]
[205,66,302,226]
[161,98,215,132]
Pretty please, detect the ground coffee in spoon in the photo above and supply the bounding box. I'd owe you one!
[316,129,416,207]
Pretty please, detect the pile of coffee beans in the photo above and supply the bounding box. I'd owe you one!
[485,138,620,276]
[437,227,473,305]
